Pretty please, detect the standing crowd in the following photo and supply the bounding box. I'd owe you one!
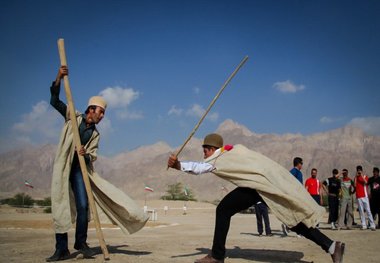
[304,164,380,231]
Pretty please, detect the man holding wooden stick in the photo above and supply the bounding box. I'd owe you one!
[168,133,345,263]
[46,65,107,261]
[48,39,149,262]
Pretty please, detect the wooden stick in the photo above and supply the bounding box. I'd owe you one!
[174,55,249,158]
[57,39,110,260]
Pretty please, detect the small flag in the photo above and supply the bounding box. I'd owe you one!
[24,180,34,189]
[144,185,154,192]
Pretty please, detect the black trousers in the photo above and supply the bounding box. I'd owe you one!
[255,202,271,235]
[370,197,380,226]
[311,194,321,205]
[328,195,339,223]
[211,187,333,260]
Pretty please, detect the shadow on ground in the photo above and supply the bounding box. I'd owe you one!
[172,247,311,263]
[78,244,151,258]
[240,229,286,237]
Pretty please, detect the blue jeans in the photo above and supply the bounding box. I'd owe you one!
[56,163,89,250]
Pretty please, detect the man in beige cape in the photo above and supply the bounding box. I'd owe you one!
[168,133,345,263]
[47,66,148,262]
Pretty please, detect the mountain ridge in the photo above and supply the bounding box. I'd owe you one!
[1,119,379,201]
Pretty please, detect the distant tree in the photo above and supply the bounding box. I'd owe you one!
[35,197,51,207]
[161,182,196,201]
[43,197,52,213]
[35,197,52,213]
[0,198,12,205]
[8,193,34,207]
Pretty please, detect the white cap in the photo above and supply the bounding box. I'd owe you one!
[88,96,107,110]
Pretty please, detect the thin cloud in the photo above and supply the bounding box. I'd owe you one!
[96,116,114,137]
[99,86,142,120]
[186,104,219,122]
[167,104,218,122]
[99,86,139,108]
[193,86,200,95]
[1,100,62,152]
[320,116,346,125]
[168,105,183,116]
[116,110,144,120]
[12,101,61,142]
[6,100,116,153]
[273,80,305,93]
[348,117,380,136]
[207,112,219,122]
[186,104,204,118]
[320,116,335,124]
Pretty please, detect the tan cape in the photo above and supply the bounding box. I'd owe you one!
[205,144,324,228]
[51,112,148,235]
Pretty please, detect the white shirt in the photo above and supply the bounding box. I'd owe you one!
[179,148,222,175]
[180,161,215,175]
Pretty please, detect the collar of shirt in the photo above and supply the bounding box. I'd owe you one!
[78,114,96,145]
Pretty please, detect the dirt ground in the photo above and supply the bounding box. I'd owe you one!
[0,200,378,263]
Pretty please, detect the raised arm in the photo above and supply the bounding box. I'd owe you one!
[50,66,68,118]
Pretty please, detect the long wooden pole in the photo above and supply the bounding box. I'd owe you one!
[174,55,249,158]
[57,39,110,260]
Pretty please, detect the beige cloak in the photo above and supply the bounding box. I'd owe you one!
[51,112,148,234]
[205,144,324,228]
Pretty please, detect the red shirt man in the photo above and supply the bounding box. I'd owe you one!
[305,168,322,205]
[355,165,376,230]
[355,172,369,198]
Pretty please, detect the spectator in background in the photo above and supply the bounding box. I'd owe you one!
[323,169,341,230]
[290,157,303,184]
[355,165,376,230]
[305,168,323,205]
[337,169,355,230]
[283,157,304,236]
[281,157,303,237]
[254,201,272,236]
[368,167,380,229]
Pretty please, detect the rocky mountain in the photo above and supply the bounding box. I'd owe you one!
[1,119,379,202]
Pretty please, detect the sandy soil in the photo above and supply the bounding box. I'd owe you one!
[0,200,378,263]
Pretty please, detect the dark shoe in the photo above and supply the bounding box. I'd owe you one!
[331,241,345,263]
[74,243,95,258]
[194,254,224,263]
[46,249,70,262]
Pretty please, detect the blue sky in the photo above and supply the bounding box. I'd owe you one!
[1,0,379,156]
